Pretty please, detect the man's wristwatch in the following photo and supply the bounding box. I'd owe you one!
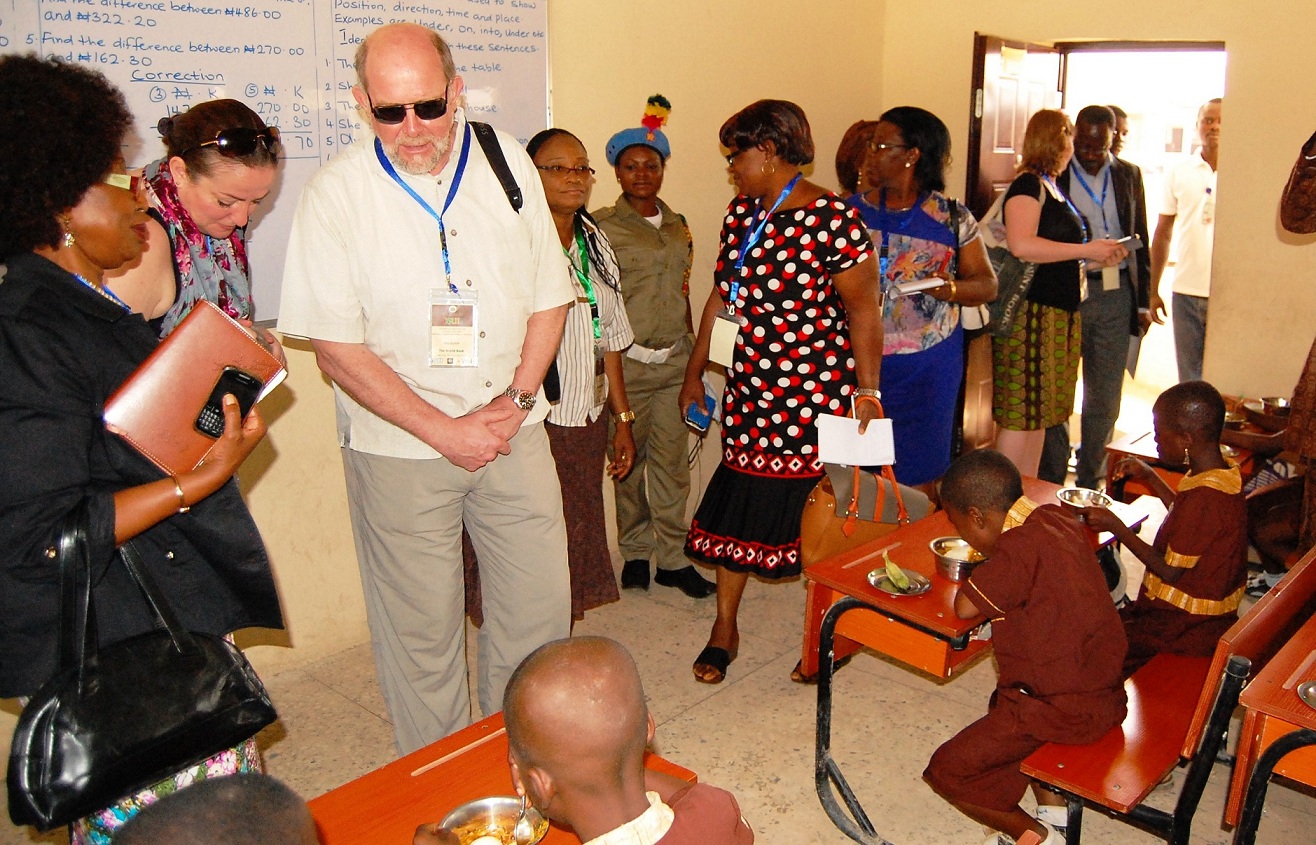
[614,410,636,424]
[503,386,537,411]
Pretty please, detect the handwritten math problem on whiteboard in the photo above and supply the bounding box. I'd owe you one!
[0,0,549,319]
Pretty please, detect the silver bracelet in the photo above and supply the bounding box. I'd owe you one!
[855,387,882,399]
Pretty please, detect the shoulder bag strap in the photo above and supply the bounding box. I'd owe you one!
[55,505,94,692]
[119,541,197,656]
[841,395,909,537]
[470,121,523,213]
[948,198,960,278]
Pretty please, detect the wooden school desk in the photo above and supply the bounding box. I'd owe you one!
[309,713,696,845]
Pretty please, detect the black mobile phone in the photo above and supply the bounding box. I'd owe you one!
[195,367,263,438]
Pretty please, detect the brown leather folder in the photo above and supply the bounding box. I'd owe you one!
[103,301,285,476]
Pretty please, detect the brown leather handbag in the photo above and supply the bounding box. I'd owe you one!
[1280,130,1316,234]
[798,397,932,568]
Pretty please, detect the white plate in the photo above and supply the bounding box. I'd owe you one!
[868,569,931,596]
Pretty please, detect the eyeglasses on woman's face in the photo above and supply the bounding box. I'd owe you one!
[867,141,908,154]
[536,165,595,178]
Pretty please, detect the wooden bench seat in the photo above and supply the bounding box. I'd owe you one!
[1021,549,1316,845]
[1021,653,1211,814]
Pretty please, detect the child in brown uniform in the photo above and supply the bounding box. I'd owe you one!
[924,450,1127,845]
[415,636,753,845]
[1083,381,1248,674]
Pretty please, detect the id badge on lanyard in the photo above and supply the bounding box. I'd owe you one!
[430,289,479,367]
[712,173,801,367]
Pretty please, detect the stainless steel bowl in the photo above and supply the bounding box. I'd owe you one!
[1260,396,1292,417]
[1056,487,1112,511]
[929,536,983,583]
[440,796,548,845]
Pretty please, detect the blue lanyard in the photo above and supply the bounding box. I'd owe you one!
[73,273,129,310]
[876,189,924,284]
[728,173,801,311]
[375,122,472,294]
[1069,162,1112,235]
[1042,173,1089,242]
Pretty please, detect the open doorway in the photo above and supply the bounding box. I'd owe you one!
[1062,45,1227,401]
[961,36,1227,453]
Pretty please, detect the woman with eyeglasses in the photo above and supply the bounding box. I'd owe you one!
[680,100,882,685]
[0,56,282,844]
[846,107,997,501]
[106,98,282,356]
[464,128,635,623]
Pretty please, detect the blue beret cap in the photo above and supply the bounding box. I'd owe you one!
[605,127,671,165]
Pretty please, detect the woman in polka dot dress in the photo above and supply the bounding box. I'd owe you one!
[680,100,883,684]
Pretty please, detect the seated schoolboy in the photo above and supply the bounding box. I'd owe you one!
[923,450,1127,845]
[113,773,318,845]
[415,636,753,845]
[1082,381,1248,674]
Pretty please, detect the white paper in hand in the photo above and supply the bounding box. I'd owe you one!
[816,414,896,466]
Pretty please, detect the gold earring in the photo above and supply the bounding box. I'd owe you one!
[762,159,776,177]
[1183,447,1190,464]
[60,217,75,249]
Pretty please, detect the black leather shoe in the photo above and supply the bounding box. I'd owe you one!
[654,565,716,598]
[621,559,650,590]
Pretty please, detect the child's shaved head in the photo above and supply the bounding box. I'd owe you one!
[939,449,1024,515]
[503,637,649,791]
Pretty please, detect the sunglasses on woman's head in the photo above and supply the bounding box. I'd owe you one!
[181,127,280,158]
[102,172,144,194]
[366,93,449,125]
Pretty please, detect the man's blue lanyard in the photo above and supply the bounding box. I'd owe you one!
[728,173,801,312]
[1042,173,1090,242]
[1069,161,1112,235]
[375,122,472,294]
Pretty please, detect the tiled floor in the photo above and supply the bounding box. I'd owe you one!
[11,549,1312,845]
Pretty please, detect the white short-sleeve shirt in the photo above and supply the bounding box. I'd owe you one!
[278,111,573,459]
[1161,154,1217,298]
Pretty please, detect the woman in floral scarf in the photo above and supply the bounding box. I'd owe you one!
[107,99,282,358]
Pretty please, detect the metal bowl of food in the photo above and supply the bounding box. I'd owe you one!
[1223,409,1247,430]
[441,797,548,845]
[929,536,985,583]
[1260,396,1292,417]
[1057,487,1112,511]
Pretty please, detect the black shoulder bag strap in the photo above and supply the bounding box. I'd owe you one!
[948,198,960,278]
[470,121,522,213]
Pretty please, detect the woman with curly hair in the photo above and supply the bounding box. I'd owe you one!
[0,55,283,843]
[992,109,1127,476]
[105,99,282,357]
[680,100,881,683]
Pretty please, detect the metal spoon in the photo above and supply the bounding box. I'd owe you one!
[513,794,543,845]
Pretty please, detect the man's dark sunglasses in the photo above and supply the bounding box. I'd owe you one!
[178,127,281,159]
[367,93,449,125]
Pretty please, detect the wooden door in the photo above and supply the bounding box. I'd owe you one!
[966,34,1064,218]
[957,34,1063,454]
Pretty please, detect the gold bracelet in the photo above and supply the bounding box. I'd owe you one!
[948,280,958,301]
[614,410,636,424]
[172,476,190,515]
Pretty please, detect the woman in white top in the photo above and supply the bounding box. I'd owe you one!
[526,128,636,618]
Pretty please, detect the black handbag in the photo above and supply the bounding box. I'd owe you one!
[7,505,277,831]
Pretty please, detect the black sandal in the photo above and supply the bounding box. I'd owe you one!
[693,646,734,684]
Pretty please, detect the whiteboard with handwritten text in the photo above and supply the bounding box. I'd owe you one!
[0,0,549,319]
